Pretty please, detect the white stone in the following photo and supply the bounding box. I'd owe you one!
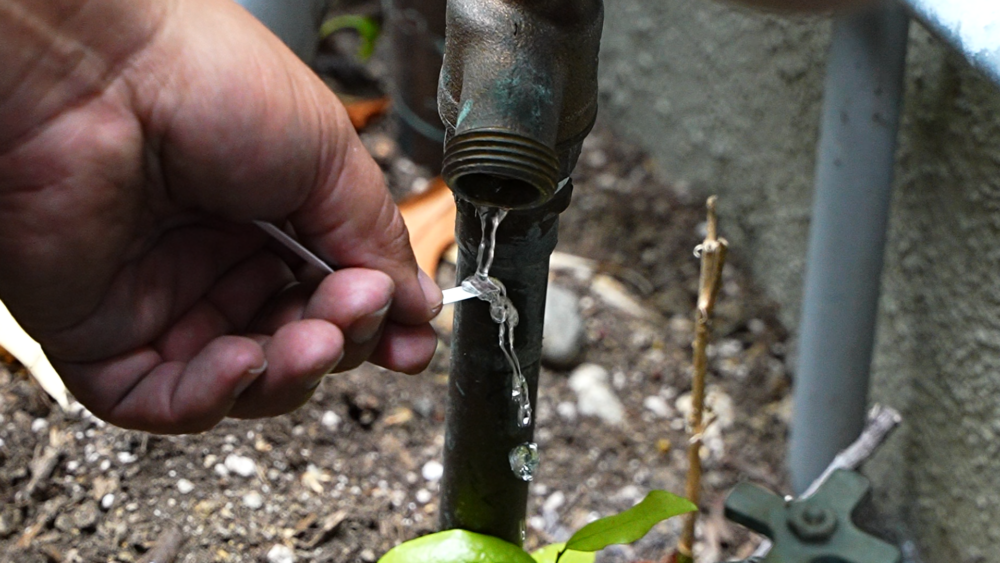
[415,489,432,504]
[542,283,585,367]
[31,418,48,433]
[100,493,115,510]
[642,395,673,418]
[421,460,444,482]
[321,410,341,430]
[542,491,566,514]
[176,479,195,494]
[266,544,296,563]
[242,491,264,510]
[117,451,138,464]
[568,364,625,425]
[214,464,230,478]
[556,401,578,422]
[224,454,257,478]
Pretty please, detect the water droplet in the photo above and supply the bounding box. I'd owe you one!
[461,206,533,429]
[509,442,539,482]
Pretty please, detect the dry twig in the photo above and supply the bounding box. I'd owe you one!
[17,427,65,505]
[749,404,902,559]
[676,196,728,563]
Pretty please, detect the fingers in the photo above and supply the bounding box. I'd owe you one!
[245,268,438,373]
[56,336,267,434]
[229,319,345,418]
[368,322,439,375]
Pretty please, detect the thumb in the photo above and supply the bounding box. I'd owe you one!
[291,112,442,326]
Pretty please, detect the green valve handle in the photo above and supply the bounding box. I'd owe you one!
[724,470,900,563]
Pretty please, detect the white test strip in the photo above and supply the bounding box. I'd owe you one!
[254,220,476,305]
[442,285,478,305]
[254,220,334,274]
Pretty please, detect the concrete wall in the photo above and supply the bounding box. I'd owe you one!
[598,2,1000,561]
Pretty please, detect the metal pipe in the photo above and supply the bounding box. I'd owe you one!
[384,0,447,173]
[437,0,602,209]
[440,185,572,544]
[436,0,601,541]
[789,4,910,494]
[233,0,328,63]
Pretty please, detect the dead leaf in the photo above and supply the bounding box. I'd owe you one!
[343,97,391,131]
[398,178,457,277]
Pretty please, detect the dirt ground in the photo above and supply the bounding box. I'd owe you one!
[0,114,795,563]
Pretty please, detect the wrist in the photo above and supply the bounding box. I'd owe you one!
[0,0,167,151]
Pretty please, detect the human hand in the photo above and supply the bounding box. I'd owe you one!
[0,0,442,433]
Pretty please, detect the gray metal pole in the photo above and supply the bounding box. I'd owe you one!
[789,4,910,494]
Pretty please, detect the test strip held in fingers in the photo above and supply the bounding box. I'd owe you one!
[254,220,473,305]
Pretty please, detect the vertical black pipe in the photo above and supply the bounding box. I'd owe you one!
[439,184,572,544]
[384,0,447,174]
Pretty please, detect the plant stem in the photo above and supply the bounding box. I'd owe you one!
[676,196,728,563]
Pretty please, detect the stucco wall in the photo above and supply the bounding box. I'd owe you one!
[598,2,1000,561]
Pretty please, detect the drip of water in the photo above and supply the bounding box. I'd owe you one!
[508,442,540,482]
[459,206,532,428]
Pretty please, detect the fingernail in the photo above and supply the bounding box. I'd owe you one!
[348,302,391,344]
[234,360,267,398]
[309,350,345,388]
[418,269,444,316]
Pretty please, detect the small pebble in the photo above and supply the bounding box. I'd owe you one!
[31,418,48,433]
[243,491,264,510]
[568,364,624,425]
[422,460,444,482]
[117,451,138,464]
[542,491,566,514]
[642,396,672,418]
[321,411,341,430]
[214,464,230,478]
[224,454,257,478]
[176,479,195,494]
[542,283,585,367]
[556,402,577,422]
[415,489,432,504]
[203,454,218,468]
[100,493,115,511]
[266,544,296,563]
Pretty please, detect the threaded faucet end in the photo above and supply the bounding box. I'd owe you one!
[442,129,560,209]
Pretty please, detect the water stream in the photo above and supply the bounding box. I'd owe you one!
[459,206,539,481]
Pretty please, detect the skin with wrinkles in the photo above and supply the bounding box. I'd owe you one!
[0,0,442,434]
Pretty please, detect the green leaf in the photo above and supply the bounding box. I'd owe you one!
[319,15,382,59]
[564,490,697,553]
[378,529,537,563]
[531,543,595,563]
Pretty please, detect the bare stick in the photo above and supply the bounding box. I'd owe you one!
[749,404,902,559]
[17,428,65,504]
[676,196,729,563]
[138,523,186,563]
